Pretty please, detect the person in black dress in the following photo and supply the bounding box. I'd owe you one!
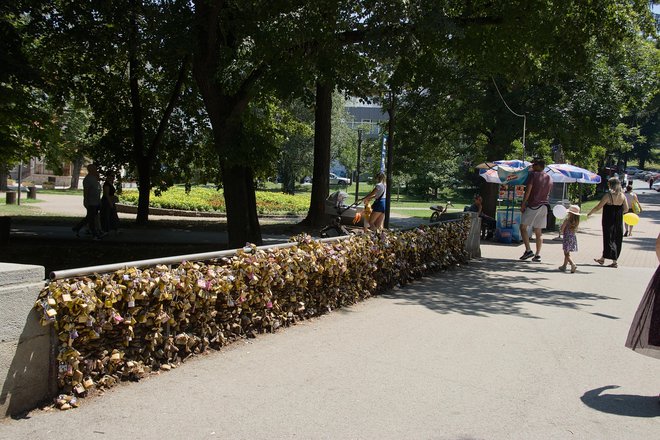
[100,171,120,233]
[587,177,628,268]
[626,233,660,361]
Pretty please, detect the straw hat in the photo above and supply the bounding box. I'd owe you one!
[567,205,581,216]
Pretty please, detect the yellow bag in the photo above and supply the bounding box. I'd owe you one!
[363,203,372,222]
[632,199,642,214]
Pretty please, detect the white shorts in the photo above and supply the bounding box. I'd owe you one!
[521,205,547,229]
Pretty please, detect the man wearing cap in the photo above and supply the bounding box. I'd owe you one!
[519,158,552,261]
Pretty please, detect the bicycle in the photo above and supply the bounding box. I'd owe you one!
[429,201,453,223]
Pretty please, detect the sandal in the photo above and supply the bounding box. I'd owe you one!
[607,262,618,268]
[571,264,577,273]
[558,265,567,272]
[594,258,605,266]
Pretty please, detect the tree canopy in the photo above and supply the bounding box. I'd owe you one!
[2,0,658,244]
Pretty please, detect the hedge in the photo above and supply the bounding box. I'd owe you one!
[118,187,310,215]
[35,217,470,409]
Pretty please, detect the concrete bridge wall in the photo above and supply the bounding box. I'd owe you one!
[0,263,55,417]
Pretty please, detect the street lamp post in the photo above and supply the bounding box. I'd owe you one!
[355,129,362,203]
[17,162,22,206]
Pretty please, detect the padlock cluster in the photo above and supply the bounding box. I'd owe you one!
[35,218,470,410]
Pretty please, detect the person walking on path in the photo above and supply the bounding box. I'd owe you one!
[587,177,628,268]
[559,205,581,273]
[100,171,120,233]
[519,158,552,262]
[363,172,387,232]
[72,163,104,239]
[625,233,660,399]
[623,184,642,237]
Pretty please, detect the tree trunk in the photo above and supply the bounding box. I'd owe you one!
[192,0,267,246]
[129,0,146,225]
[480,181,499,219]
[384,94,395,229]
[70,155,84,189]
[136,157,151,225]
[282,172,296,195]
[222,164,262,248]
[302,81,332,227]
[0,166,8,191]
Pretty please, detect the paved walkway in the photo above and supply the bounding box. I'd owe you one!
[1,182,659,439]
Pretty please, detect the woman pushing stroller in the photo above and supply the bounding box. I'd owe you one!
[363,172,387,231]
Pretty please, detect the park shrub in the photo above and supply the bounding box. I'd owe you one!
[35,217,470,409]
[118,186,310,215]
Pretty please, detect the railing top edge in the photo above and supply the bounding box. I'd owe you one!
[49,217,465,281]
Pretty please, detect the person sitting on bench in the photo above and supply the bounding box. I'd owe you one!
[465,195,496,239]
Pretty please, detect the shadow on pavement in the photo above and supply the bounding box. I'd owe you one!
[635,191,660,228]
[381,259,615,318]
[580,385,660,418]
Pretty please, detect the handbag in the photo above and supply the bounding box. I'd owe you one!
[632,199,642,214]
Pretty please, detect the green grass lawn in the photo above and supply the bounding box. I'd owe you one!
[0,202,42,215]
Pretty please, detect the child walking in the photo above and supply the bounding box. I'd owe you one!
[559,205,581,273]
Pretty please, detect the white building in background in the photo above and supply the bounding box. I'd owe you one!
[344,97,389,139]
[9,158,76,187]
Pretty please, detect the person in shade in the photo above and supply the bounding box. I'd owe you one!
[587,177,628,268]
[72,163,104,239]
[363,172,386,231]
[100,171,120,234]
[519,158,552,262]
[465,194,496,239]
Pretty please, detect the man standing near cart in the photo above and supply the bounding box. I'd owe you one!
[519,158,552,262]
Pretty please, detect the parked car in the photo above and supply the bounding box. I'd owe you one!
[640,171,657,181]
[329,172,351,186]
[652,180,660,192]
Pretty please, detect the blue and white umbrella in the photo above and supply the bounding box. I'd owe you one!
[544,163,601,184]
[477,160,532,185]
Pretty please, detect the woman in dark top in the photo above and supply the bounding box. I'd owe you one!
[100,172,120,233]
[587,177,628,268]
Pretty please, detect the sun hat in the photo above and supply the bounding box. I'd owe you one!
[567,205,581,216]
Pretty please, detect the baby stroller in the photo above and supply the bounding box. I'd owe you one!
[320,191,365,238]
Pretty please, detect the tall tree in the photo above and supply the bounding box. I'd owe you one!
[24,0,194,223]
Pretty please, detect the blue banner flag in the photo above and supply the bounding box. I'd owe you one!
[380,135,387,172]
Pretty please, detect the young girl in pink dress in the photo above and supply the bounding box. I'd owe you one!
[559,205,581,273]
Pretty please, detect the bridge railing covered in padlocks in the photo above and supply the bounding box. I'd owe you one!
[35,216,472,409]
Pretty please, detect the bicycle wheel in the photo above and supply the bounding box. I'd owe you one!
[430,211,440,223]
